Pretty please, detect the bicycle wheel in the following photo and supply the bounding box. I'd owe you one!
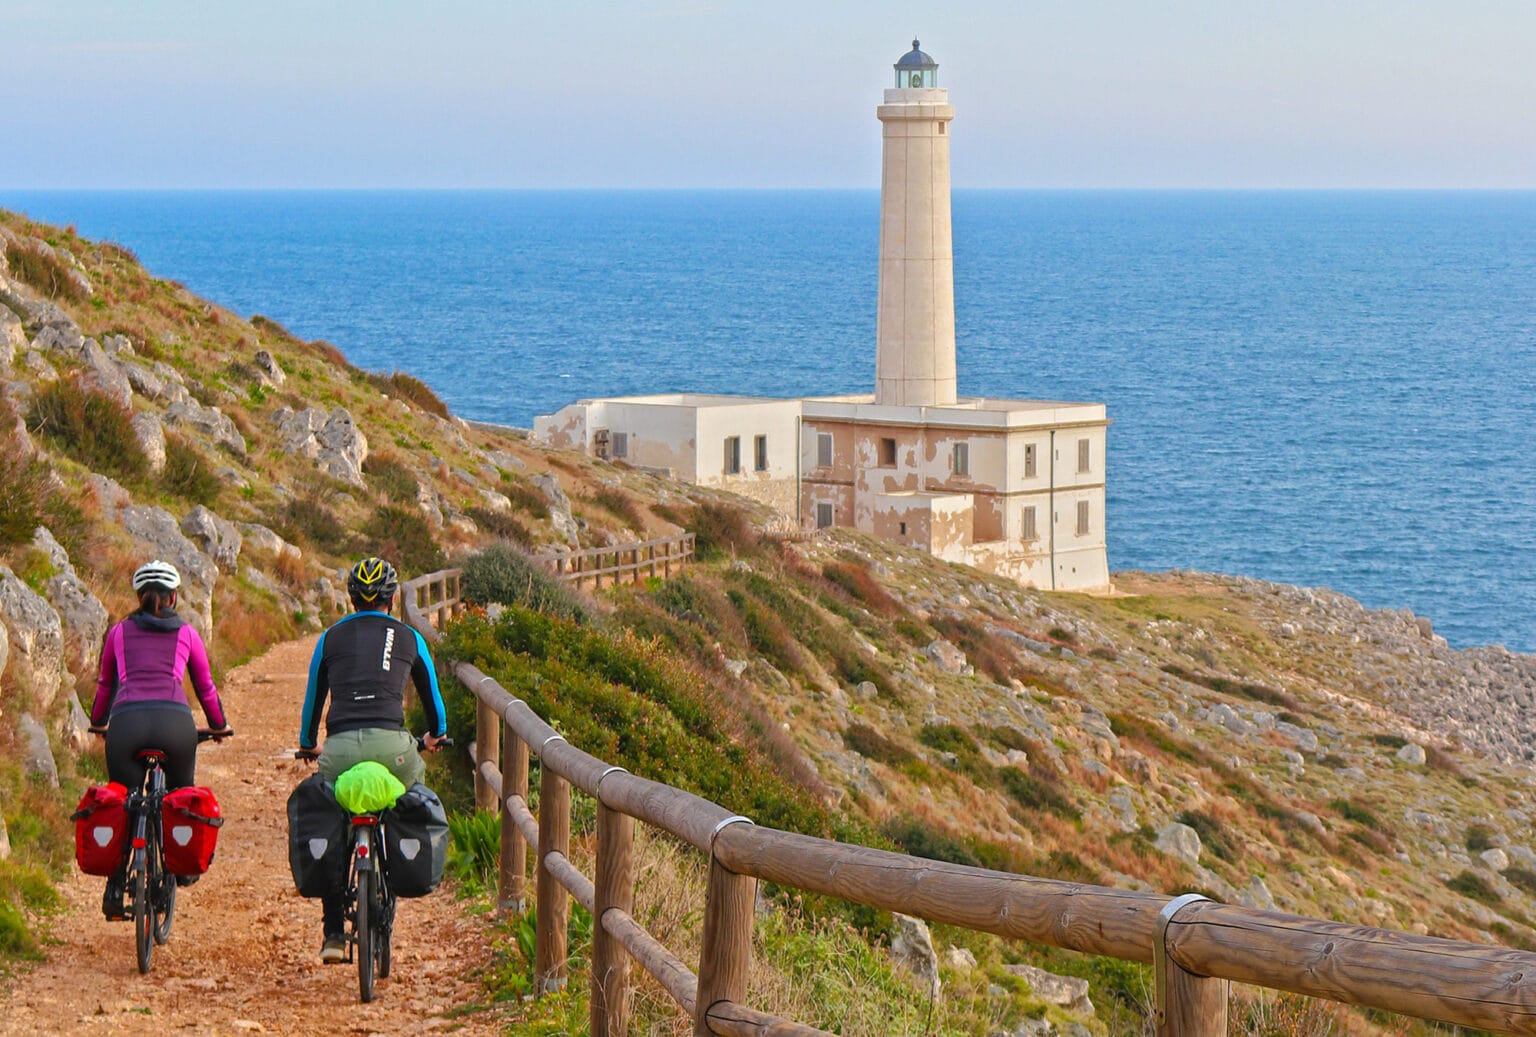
[356,864,376,1003]
[132,854,152,975]
[151,842,176,945]
[378,887,392,979]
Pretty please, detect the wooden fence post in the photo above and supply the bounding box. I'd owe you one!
[535,764,571,994]
[475,698,498,813]
[1155,894,1227,1037]
[591,798,634,1037]
[499,728,529,913]
[695,820,755,1037]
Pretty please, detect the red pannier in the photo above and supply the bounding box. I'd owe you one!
[73,783,131,876]
[161,786,225,876]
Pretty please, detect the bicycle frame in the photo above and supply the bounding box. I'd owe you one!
[126,754,175,974]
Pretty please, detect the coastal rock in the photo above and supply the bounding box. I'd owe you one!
[19,712,59,788]
[1480,848,1510,872]
[43,568,108,679]
[80,339,133,406]
[122,360,170,402]
[924,638,970,675]
[116,505,217,638]
[889,913,941,999]
[132,411,167,473]
[1156,821,1202,867]
[102,333,135,357]
[252,349,285,386]
[0,566,66,711]
[240,522,299,560]
[1002,964,1094,1016]
[181,505,243,572]
[274,406,367,486]
[1396,742,1427,766]
[166,398,247,456]
[65,692,93,754]
[532,472,579,544]
[0,304,23,365]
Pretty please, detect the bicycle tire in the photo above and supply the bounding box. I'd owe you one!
[132,854,152,974]
[378,895,392,980]
[152,861,176,945]
[356,857,376,1002]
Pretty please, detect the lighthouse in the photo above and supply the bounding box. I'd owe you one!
[874,39,957,408]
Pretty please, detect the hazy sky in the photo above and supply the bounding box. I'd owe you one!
[3,1,1533,189]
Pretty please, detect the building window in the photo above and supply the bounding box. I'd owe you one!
[816,502,833,529]
[611,432,628,459]
[1024,443,1036,479]
[899,521,908,536]
[951,442,969,477]
[1077,438,1090,474]
[879,437,897,467]
[817,433,833,467]
[754,434,768,472]
[1076,500,1090,536]
[724,436,741,475]
[1023,506,1037,540]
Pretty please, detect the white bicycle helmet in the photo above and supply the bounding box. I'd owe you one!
[131,560,182,592]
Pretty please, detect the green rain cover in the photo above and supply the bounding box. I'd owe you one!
[334,761,406,814]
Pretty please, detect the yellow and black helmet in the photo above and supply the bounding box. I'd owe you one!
[347,556,398,605]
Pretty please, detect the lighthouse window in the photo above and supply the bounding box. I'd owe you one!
[817,433,833,467]
[1024,444,1037,478]
[939,122,945,135]
[951,442,969,477]
[816,502,833,529]
[1077,500,1091,536]
[1022,506,1037,540]
[1077,438,1091,474]
[879,437,897,467]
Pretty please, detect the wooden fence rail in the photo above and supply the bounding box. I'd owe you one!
[403,568,1536,1036]
[537,532,696,590]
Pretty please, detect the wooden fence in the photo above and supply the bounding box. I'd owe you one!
[537,533,696,590]
[403,567,1536,1036]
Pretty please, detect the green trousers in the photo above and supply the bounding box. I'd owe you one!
[318,727,425,788]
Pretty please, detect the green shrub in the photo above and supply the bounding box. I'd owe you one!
[446,810,500,895]
[588,486,645,530]
[998,765,1080,821]
[4,240,85,302]
[1160,663,1303,713]
[362,454,420,503]
[1174,810,1236,862]
[272,495,349,553]
[880,816,981,867]
[459,542,585,622]
[0,447,52,549]
[1329,798,1380,828]
[1466,823,1496,853]
[159,433,222,506]
[843,723,915,767]
[465,507,533,547]
[28,378,148,481]
[499,477,549,520]
[367,370,449,418]
[361,504,446,576]
[822,560,901,616]
[691,500,760,561]
[1447,869,1500,905]
[1505,868,1536,896]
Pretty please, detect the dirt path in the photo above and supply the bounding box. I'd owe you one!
[2,637,506,1036]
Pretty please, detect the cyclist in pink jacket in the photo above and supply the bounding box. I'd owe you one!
[89,561,232,791]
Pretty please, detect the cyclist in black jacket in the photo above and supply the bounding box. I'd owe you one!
[297,557,448,963]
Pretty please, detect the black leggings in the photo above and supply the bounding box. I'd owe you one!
[105,705,198,790]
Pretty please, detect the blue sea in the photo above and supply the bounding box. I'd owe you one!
[5,190,1534,653]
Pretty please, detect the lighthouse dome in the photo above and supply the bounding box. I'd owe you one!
[893,39,937,87]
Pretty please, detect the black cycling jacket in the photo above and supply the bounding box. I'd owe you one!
[298,610,446,750]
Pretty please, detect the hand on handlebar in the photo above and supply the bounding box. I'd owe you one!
[295,747,321,763]
[200,726,234,743]
[417,733,453,753]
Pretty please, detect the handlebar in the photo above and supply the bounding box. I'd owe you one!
[294,734,451,763]
[198,728,234,744]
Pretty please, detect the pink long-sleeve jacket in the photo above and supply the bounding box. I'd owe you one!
[91,610,226,728]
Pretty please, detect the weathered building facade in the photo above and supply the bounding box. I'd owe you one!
[534,41,1110,592]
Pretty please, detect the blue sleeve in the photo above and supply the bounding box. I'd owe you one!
[410,628,447,738]
[299,630,329,749]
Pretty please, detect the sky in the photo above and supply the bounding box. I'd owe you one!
[2,1,1533,189]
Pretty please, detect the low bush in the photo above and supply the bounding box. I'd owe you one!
[28,377,148,481]
[822,559,901,617]
[361,505,446,576]
[1174,809,1236,862]
[1505,868,1536,896]
[842,723,915,767]
[1447,869,1500,905]
[1329,798,1380,828]
[446,810,500,895]
[459,542,585,622]
[932,614,1019,683]
[499,477,549,519]
[1160,663,1303,713]
[999,766,1081,822]
[0,446,53,549]
[367,370,449,418]
[159,433,222,506]
[879,816,981,867]
[271,495,349,553]
[691,500,760,561]
[465,507,533,547]
[362,454,420,504]
[588,487,645,530]
[4,239,86,302]
[1466,823,1496,853]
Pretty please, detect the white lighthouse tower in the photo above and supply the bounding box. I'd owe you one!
[874,39,957,408]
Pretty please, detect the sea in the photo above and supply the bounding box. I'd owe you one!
[4,190,1534,653]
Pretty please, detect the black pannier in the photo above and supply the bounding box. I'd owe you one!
[287,772,349,898]
[382,783,448,898]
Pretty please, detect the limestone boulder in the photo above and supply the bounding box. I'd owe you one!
[889,913,941,999]
[0,813,9,861]
[533,472,579,544]
[102,333,135,357]
[116,505,217,638]
[240,522,299,560]
[19,712,59,787]
[1002,963,1094,1016]
[166,398,247,456]
[0,304,23,365]
[923,638,970,675]
[253,349,285,386]
[275,406,368,487]
[1156,821,1203,868]
[122,360,170,402]
[132,411,167,473]
[31,526,71,574]
[79,338,133,407]
[44,570,108,678]
[181,505,243,573]
[65,692,93,754]
[1396,742,1427,766]
[0,566,66,711]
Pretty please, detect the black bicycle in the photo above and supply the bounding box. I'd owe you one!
[297,734,449,1001]
[126,728,230,974]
